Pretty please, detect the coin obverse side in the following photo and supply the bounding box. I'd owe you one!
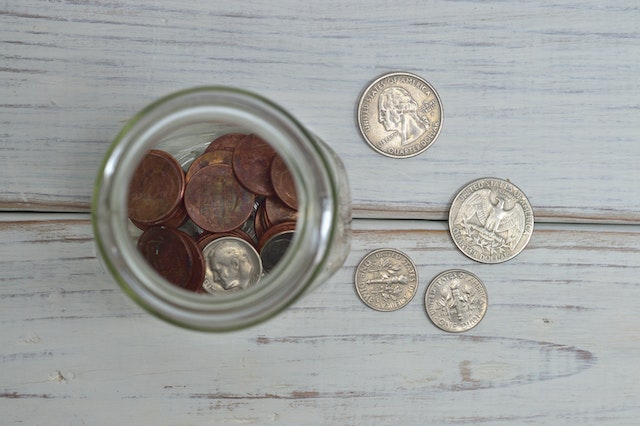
[354,249,419,312]
[201,237,263,295]
[425,269,488,333]
[357,71,443,158]
[449,177,534,264]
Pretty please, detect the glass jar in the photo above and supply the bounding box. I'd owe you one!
[92,87,352,331]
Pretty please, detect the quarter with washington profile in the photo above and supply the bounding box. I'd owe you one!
[357,71,443,158]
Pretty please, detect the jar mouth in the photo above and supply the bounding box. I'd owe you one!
[92,87,338,331]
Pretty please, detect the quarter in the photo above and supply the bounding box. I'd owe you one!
[354,248,419,312]
[424,269,487,333]
[449,177,534,263]
[357,71,443,158]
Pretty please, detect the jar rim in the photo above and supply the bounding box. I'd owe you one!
[92,86,339,331]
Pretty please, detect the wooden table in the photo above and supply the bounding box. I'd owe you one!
[2,1,639,424]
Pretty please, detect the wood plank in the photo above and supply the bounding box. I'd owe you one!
[1,214,638,424]
[1,1,639,222]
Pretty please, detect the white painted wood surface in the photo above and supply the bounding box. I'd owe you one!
[2,1,640,424]
[1,215,639,425]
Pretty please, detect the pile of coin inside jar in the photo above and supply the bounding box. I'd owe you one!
[127,133,298,295]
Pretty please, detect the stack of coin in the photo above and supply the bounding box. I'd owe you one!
[127,133,299,294]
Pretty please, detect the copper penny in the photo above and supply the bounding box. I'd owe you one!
[265,196,298,227]
[137,226,195,291]
[232,134,277,196]
[184,164,255,232]
[204,132,246,153]
[270,154,298,210]
[175,231,206,292]
[128,149,185,226]
[185,150,233,181]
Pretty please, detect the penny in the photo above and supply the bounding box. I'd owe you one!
[270,154,297,209]
[424,269,487,333]
[232,134,277,196]
[265,196,298,227]
[354,248,419,312]
[201,236,263,295]
[137,226,197,291]
[449,177,534,263]
[205,132,246,153]
[357,71,443,158]
[185,150,233,181]
[175,230,206,292]
[128,149,185,226]
[184,164,255,233]
[253,200,269,241]
[259,228,295,273]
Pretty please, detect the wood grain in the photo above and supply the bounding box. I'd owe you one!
[1,1,639,223]
[1,215,638,424]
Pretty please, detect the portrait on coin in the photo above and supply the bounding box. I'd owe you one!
[378,86,430,146]
[208,242,258,291]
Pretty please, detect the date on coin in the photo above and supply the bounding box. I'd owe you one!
[357,71,443,158]
[425,269,487,333]
[354,248,418,312]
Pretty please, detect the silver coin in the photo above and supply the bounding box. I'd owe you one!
[260,230,294,273]
[449,177,534,264]
[425,269,487,333]
[357,71,443,158]
[201,236,263,295]
[354,248,419,312]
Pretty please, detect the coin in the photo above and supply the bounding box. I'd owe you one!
[232,134,277,196]
[128,149,185,226]
[425,269,487,333]
[264,196,298,227]
[137,226,199,291]
[204,132,246,153]
[354,248,419,312]
[201,236,263,294]
[184,164,255,233]
[259,227,295,273]
[449,177,534,263]
[185,150,233,181]
[270,154,297,209]
[357,71,443,158]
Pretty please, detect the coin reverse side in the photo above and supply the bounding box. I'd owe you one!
[449,177,534,264]
[425,269,488,333]
[354,249,419,312]
[357,71,443,158]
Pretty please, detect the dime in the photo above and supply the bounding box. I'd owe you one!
[357,71,443,158]
[424,269,487,333]
[449,177,534,263]
[201,236,263,294]
[354,248,418,312]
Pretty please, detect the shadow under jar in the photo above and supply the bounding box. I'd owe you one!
[92,87,352,331]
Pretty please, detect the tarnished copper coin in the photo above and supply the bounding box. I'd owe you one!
[232,134,277,196]
[128,149,185,226]
[253,200,269,241]
[205,132,246,153]
[137,226,196,291]
[265,196,298,227]
[185,150,233,181]
[175,231,206,292]
[270,154,298,210]
[184,164,255,232]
